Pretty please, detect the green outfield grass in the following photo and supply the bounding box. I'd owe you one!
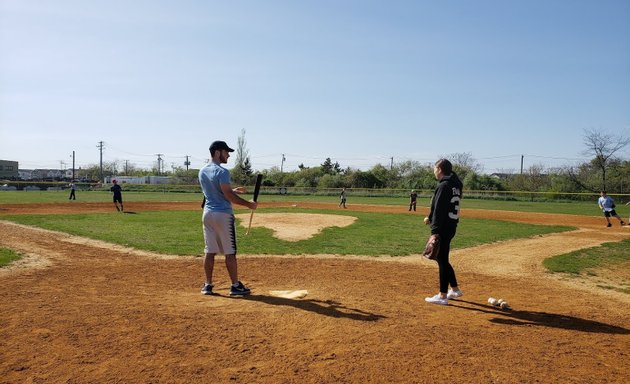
[0,190,616,216]
[0,247,22,267]
[3,208,574,257]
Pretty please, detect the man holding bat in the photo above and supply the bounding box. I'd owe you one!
[199,140,257,296]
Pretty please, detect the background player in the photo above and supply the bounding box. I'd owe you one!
[110,179,123,212]
[409,190,417,211]
[598,191,624,227]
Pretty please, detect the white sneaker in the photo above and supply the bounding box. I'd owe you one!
[425,294,448,305]
[447,289,463,300]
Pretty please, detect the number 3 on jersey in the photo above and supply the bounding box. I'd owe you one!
[448,196,461,220]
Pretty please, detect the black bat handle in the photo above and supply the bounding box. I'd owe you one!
[253,174,263,202]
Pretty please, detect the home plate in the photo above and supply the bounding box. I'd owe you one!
[269,290,308,299]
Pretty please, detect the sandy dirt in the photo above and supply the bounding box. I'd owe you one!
[234,212,357,241]
[0,201,629,383]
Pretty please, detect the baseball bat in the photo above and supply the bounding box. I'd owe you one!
[246,174,263,235]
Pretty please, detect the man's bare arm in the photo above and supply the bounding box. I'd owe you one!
[221,184,257,210]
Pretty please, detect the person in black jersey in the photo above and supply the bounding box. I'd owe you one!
[409,190,417,211]
[110,179,123,212]
[424,159,463,305]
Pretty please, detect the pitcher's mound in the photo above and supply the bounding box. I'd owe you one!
[236,213,356,241]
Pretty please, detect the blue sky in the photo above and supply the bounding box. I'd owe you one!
[1,0,629,174]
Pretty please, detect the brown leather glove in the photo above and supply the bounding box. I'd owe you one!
[422,234,440,260]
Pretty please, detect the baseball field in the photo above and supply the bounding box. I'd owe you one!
[0,193,629,383]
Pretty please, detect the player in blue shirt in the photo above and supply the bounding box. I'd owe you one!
[598,191,624,227]
[199,141,257,296]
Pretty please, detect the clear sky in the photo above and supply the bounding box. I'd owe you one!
[1,0,629,174]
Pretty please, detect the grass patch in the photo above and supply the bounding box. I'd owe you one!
[3,208,573,257]
[544,239,630,294]
[543,239,630,274]
[0,247,22,267]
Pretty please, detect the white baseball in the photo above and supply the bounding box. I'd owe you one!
[488,297,498,306]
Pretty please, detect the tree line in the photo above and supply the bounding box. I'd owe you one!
[76,129,630,194]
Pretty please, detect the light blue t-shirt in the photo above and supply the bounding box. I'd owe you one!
[598,195,615,212]
[199,162,233,214]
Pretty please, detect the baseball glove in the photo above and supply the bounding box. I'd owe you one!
[422,234,440,260]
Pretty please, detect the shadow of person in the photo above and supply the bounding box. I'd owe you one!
[451,300,629,334]
[241,294,386,322]
[122,211,138,214]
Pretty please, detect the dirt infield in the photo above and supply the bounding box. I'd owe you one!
[1,202,629,383]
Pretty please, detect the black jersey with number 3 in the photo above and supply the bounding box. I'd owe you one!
[429,174,463,235]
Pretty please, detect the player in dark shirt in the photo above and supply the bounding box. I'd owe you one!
[424,159,463,305]
[409,190,417,211]
[110,179,123,212]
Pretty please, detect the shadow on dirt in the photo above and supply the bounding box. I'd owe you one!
[452,300,629,334]
[242,294,386,322]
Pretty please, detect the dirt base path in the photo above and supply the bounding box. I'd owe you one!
[1,202,629,383]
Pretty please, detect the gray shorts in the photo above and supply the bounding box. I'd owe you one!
[203,211,236,255]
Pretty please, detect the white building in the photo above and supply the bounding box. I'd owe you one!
[104,176,172,185]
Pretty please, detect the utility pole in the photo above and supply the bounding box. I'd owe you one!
[184,155,191,171]
[97,141,104,182]
[390,157,394,170]
[281,154,286,173]
[124,160,129,175]
[156,154,163,175]
[71,150,75,181]
[520,155,524,174]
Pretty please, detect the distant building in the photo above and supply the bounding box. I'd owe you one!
[17,168,65,180]
[490,173,511,180]
[0,160,19,179]
[104,175,172,185]
[31,169,64,180]
[18,169,34,180]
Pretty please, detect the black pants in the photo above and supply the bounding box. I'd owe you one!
[436,228,458,294]
[69,190,76,200]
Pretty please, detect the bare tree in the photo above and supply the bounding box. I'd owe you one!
[582,128,630,190]
[232,129,253,185]
[235,128,249,169]
[443,152,482,181]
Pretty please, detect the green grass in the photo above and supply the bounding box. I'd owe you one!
[543,239,630,274]
[543,240,630,294]
[3,208,574,257]
[0,247,21,267]
[0,190,615,216]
